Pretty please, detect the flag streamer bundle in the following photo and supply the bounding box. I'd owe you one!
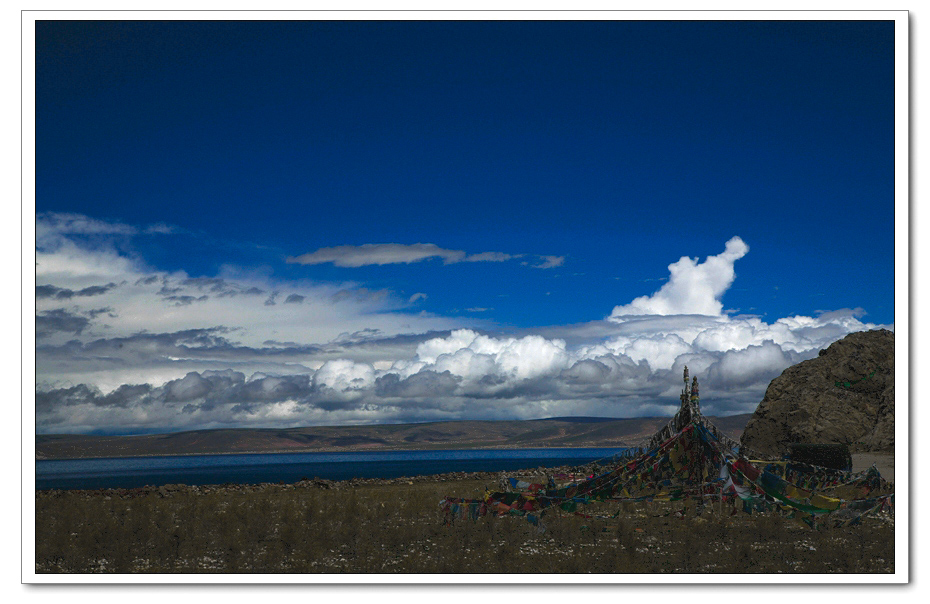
[441,367,893,531]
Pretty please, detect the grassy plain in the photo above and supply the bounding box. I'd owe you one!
[35,473,894,575]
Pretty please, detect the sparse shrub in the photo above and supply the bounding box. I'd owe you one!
[34,479,894,574]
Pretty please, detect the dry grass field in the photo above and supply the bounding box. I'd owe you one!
[35,473,894,575]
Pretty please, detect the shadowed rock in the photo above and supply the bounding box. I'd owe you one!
[740,329,894,457]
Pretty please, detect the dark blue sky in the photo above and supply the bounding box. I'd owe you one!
[36,20,895,329]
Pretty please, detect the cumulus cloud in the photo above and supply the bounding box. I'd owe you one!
[703,341,795,389]
[178,277,264,298]
[36,312,888,433]
[165,371,214,402]
[36,222,469,345]
[534,255,565,269]
[36,283,118,299]
[34,213,476,385]
[411,330,569,381]
[166,294,209,306]
[35,309,91,337]
[610,236,748,318]
[35,225,890,434]
[314,359,377,396]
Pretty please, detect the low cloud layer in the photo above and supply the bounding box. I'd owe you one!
[37,310,884,434]
[35,218,890,434]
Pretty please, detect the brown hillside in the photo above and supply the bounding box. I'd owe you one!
[37,414,752,460]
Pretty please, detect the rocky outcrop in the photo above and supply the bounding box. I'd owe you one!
[740,329,894,458]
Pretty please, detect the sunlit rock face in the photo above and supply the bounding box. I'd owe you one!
[740,329,895,457]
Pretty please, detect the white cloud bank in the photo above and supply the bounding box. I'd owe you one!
[35,220,891,434]
[34,213,473,388]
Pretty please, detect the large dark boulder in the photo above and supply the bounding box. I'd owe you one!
[740,329,894,458]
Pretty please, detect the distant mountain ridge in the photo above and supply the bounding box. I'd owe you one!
[37,414,753,460]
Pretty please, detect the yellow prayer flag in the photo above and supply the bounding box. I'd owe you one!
[810,493,841,511]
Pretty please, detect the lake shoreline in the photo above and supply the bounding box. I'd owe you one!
[35,443,636,462]
[36,451,895,494]
[36,447,632,491]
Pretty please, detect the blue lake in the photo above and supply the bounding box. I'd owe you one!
[35,447,629,490]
